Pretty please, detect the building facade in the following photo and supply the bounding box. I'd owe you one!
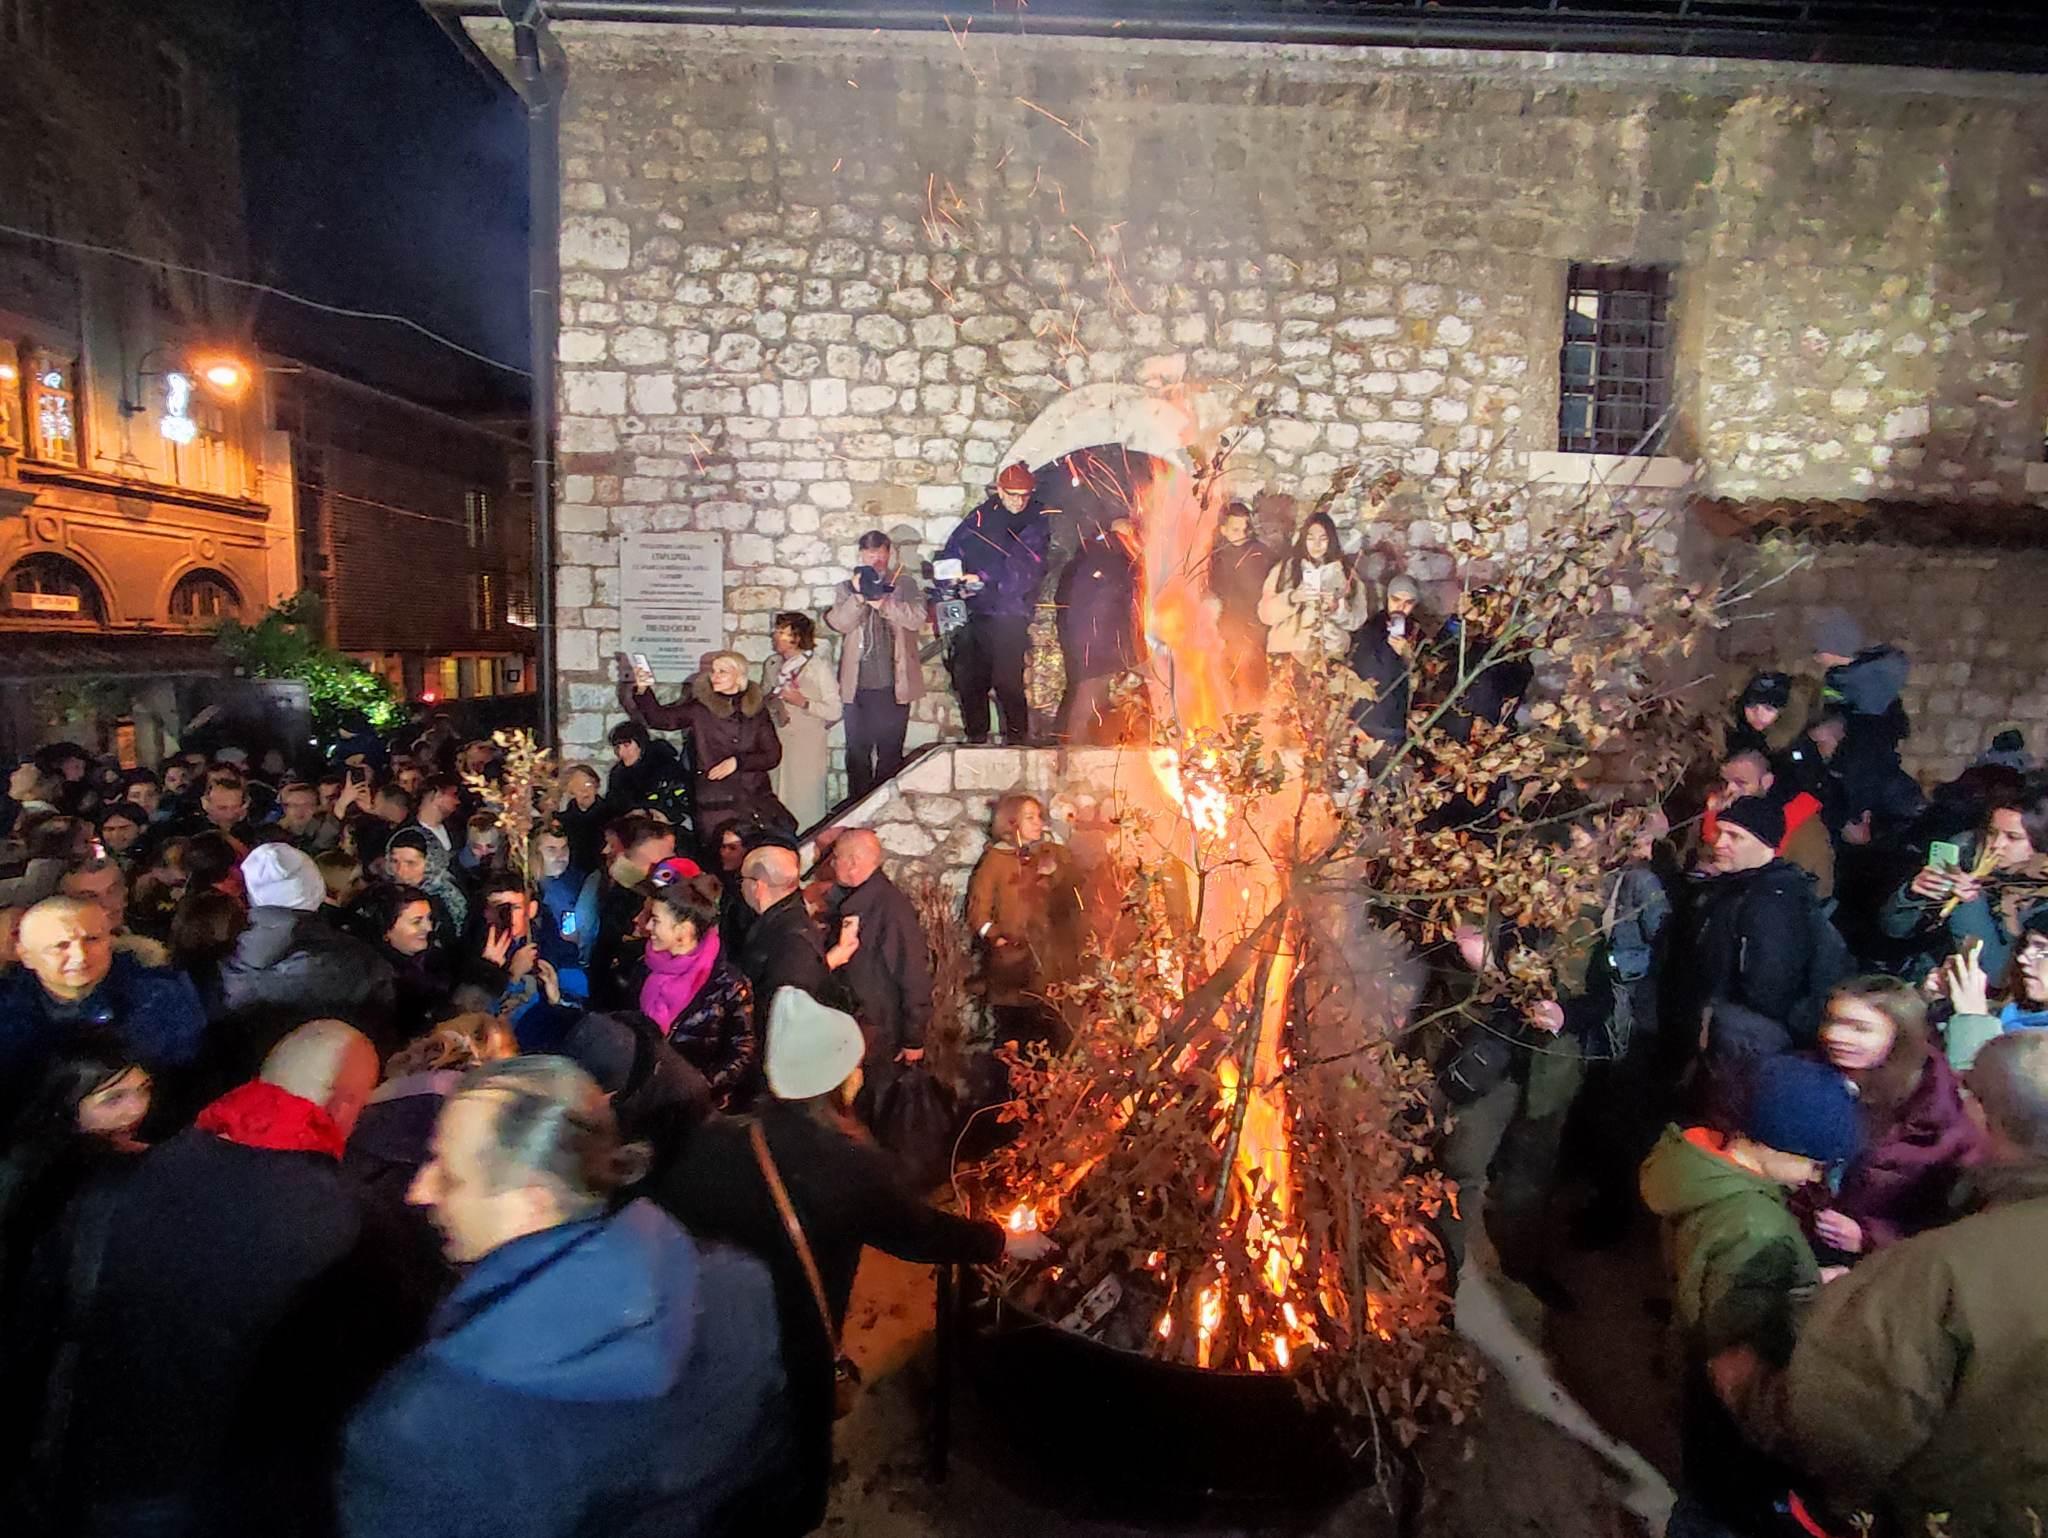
[0,0,296,758]
[271,363,537,710]
[457,10,2048,779]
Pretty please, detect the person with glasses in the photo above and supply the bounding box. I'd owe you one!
[1942,912,2048,1074]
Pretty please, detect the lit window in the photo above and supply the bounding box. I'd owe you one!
[464,489,492,549]
[437,657,460,702]
[475,657,497,696]
[169,569,240,627]
[0,339,19,449]
[1558,264,1675,457]
[5,553,105,623]
[24,348,78,466]
[470,571,497,632]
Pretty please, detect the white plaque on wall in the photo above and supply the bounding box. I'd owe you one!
[618,530,724,677]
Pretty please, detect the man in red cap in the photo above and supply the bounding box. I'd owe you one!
[935,461,1053,745]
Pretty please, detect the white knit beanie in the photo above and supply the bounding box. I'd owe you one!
[241,843,325,913]
[764,987,866,1101]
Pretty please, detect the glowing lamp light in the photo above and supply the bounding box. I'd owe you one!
[158,372,198,445]
[196,358,251,395]
[0,361,16,383]
[420,688,439,704]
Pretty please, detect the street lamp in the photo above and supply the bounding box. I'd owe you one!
[122,346,256,443]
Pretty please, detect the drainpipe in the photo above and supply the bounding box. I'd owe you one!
[507,1,562,751]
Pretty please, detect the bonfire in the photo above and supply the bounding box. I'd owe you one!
[963,406,1712,1460]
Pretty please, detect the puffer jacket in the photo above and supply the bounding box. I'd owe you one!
[1639,1125,1819,1360]
[218,906,397,1039]
[627,675,791,840]
[1826,1047,1985,1253]
[661,960,759,1110]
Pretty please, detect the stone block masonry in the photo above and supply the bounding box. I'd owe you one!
[499,18,2048,765]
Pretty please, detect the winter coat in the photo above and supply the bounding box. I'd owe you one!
[628,675,792,841]
[965,840,1084,1008]
[1670,860,1829,1045]
[1828,1048,1986,1253]
[218,905,397,1043]
[23,1122,399,1532]
[1207,538,1272,643]
[937,493,1054,620]
[826,871,934,1081]
[1256,559,1369,656]
[659,958,759,1109]
[826,572,928,706]
[1748,1159,2048,1536]
[1701,790,1835,901]
[340,1201,796,1538]
[1943,997,2048,1072]
[0,954,206,1114]
[1346,610,1416,744]
[654,1101,1004,1534]
[760,651,842,833]
[1639,1125,1819,1360]
[1878,833,2048,981]
[343,1071,464,1343]
[1053,531,1146,681]
[604,736,687,814]
[554,796,611,879]
[737,891,831,1029]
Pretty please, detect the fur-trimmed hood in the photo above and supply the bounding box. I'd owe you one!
[690,671,767,719]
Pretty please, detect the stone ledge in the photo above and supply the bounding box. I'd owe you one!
[1525,451,1696,490]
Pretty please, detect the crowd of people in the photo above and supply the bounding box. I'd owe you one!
[2,462,2045,1536]
[1413,607,2048,1538]
[0,716,1064,1538]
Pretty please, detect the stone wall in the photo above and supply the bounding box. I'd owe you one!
[463,18,2048,764]
[1717,542,2048,784]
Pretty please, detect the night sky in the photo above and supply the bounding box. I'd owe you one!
[230,0,530,410]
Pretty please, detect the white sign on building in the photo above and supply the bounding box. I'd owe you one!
[618,530,724,676]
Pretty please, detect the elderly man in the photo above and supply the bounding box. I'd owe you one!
[936,460,1053,746]
[736,844,834,1029]
[824,830,933,1111]
[23,1019,391,1538]
[826,530,927,799]
[0,894,205,1099]
[340,1056,795,1538]
[1713,1030,2048,1536]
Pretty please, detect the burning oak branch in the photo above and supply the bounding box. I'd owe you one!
[964,401,1718,1458]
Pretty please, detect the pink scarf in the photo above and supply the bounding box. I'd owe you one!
[640,927,722,1033]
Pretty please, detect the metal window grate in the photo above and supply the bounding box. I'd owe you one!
[1558,262,1674,457]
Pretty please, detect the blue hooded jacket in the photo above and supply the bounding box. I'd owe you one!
[0,951,205,1096]
[937,492,1053,620]
[340,1200,794,1538]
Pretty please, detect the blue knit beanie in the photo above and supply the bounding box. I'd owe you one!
[1742,1055,1862,1166]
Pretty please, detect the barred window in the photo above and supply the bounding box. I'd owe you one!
[1558,264,1674,456]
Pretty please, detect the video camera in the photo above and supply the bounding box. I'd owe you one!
[924,557,971,637]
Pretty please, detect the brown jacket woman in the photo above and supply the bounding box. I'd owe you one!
[625,653,792,841]
[965,795,1083,1010]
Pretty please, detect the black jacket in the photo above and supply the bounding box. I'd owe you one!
[1671,860,1824,1042]
[827,873,934,1076]
[654,1102,1003,1533]
[218,906,398,1054]
[737,892,830,1028]
[15,1129,400,1534]
[1207,538,1272,640]
[1053,532,1146,681]
[663,960,760,1110]
[604,737,687,814]
[1347,610,1415,744]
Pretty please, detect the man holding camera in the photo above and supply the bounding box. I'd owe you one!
[936,462,1053,746]
[826,530,927,800]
